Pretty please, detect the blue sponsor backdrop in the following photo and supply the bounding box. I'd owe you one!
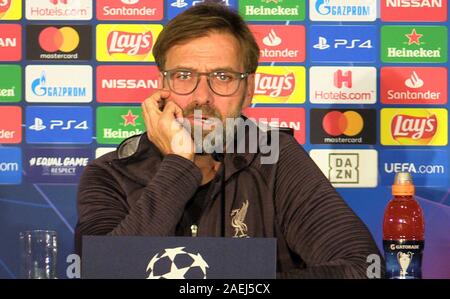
[167,0,237,19]
[309,25,378,63]
[380,150,449,187]
[0,0,449,279]
[25,106,93,144]
[0,147,22,185]
[25,147,93,184]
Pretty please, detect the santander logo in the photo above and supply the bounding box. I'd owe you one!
[262,29,282,47]
[391,114,437,140]
[405,71,424,89]
[107,31,152,56]
[254,73,295,97]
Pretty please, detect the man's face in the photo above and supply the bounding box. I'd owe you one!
[161,32,255,137]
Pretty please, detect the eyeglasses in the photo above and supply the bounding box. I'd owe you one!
[162,69,249,96]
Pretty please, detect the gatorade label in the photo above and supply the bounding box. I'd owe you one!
[383,240,424,279]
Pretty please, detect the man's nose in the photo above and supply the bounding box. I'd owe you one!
[192,75,214,105]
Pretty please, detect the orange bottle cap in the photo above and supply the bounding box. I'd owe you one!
[392,172,415,196]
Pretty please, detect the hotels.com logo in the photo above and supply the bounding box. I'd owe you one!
[26,0,93,21]
[254,73,295,97]
[391,114,437,140]
[334,70,352,88]
[107,30,152,56]
[309,67,376,104]
[49,0,68,4]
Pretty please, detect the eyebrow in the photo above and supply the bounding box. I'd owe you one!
[170,66,240,73]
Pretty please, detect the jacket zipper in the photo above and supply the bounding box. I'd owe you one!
[190,224,198,237]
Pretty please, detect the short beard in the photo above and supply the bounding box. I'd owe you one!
[182,96,245,155]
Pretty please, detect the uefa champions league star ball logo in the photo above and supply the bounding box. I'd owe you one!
[146,247,209,279]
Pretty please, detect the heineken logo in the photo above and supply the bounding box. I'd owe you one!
[121,110,139,126]
[239,0,305,21]
[405,28,422,45]
[103,128,143,139]
[96,106,145,144]
[246,4,299,16]
[0,87,15,97]
[0,65,21,102]
[381,26,448,63]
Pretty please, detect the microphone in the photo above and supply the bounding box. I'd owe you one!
[211,152,224,163]
[211,152,226,237]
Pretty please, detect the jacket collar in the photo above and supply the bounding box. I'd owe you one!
[113,115,268,184]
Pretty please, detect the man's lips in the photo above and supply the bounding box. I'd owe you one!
[186,115,217,126]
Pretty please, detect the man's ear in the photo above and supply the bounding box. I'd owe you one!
[241,73,255,109]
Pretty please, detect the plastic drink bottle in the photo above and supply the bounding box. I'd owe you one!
[383,172,425,279]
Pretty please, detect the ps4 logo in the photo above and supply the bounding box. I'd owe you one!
[171,0,230,8]
[29,118,89,131]
[309,25,377,63]
[26,106,92,144]
[313,36,373,50]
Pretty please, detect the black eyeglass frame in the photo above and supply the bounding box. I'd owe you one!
[161,69,250,96]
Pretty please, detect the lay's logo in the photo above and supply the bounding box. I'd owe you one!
[391,114,437,140]
[253,66,305,104]
[0,0,21,20]
[0,0,11,14]
[381,109,448,146]
[107,30,152,56]
[96,24,162,62]
[255,72,295,97]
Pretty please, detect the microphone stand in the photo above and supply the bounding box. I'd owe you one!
[211,152,225,237]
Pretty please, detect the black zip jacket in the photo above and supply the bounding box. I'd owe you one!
[75,120,384,278]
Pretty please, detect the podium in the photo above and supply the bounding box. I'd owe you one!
[82,236,277,279]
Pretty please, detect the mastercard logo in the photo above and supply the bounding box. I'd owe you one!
[38,26,80,53]
[322,111,364,137]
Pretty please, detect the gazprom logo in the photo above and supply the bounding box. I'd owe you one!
[26,65,92,103]
[31,71,87,97]
[311,0,376,21]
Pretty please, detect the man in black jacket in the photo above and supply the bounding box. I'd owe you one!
[76,2,384,278]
